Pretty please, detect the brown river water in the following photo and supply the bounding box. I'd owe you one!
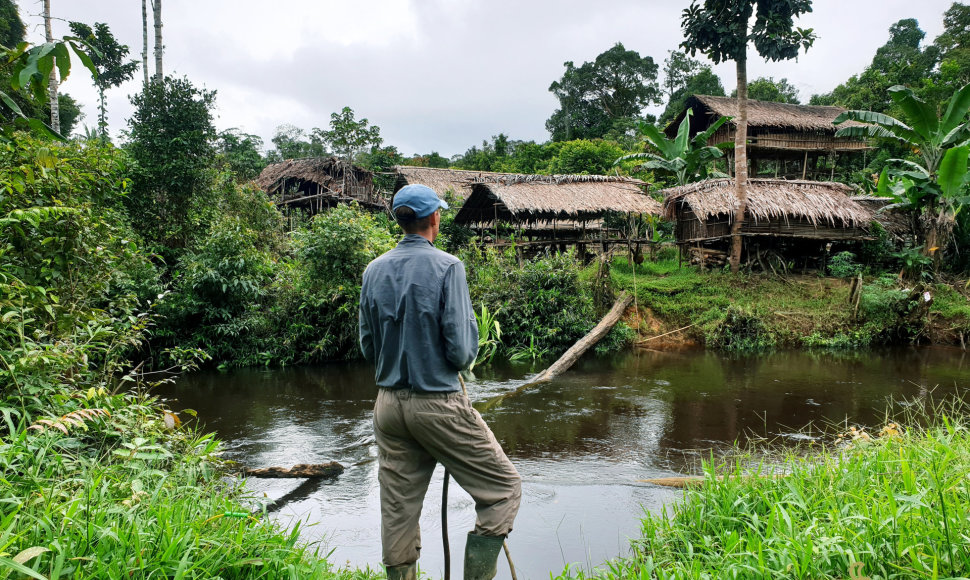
[158,346,970,579]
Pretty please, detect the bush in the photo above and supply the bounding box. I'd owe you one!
[705,306,776,352]
[0,137,161,421]
[158,215,276,363]
[269,203,395,364]
[463,248,605,357]
[827,250,862,278]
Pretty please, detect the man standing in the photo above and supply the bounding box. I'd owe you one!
[359,184,521,580]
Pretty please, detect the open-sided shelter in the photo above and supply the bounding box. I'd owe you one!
[663,178,873,245]
[667,95,869,180]
[256,157,380,213]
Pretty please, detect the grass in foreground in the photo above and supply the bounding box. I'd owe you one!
[557,401,970,579]
[0,390,381,580]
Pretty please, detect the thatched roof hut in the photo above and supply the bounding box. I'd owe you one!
[454,174,661,226]
[256,157,380,211]
[667,95,869,155]
[662,178,873,242]
[392,166,519,201]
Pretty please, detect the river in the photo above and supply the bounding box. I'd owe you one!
[158,346,970,579]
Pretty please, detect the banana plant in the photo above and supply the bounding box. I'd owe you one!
[836,84,970,265]
[835,83,970,177]
[0,37,98,140]
[615,108,730,186]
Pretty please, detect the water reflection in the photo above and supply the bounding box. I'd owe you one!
[159,347,970,579]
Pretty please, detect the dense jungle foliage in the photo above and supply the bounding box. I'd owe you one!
[3,0,970,577]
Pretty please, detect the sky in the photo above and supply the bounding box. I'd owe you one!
[21,0,958,157]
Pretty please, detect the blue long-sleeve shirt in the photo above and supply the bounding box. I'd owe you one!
[359,234,479,392]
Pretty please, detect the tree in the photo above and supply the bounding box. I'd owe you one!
[731,76,799,103]
[152,0,163,81]
[266,124,325,161]
[126,76,216,251]
[68,22,139,141]
[926,3,970,105]
[547,43,661,142]
[43,0,57,132]
[0,33,95,139]
[357,144,404,191]
[319,106,382,164]
[811,19,938,112]
[216,128,266,181]
[681,0,815,273]
[141,0,149,85]
[663,50,706,101]
[835,83,970,267]
[407,151,450,168]
[617,109,729,186]
[52,93,82,136]
[659,67,725,127]
[0,0,24,49]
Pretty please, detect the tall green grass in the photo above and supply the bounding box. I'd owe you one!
[556,402,970,579]
[0,391,379,579]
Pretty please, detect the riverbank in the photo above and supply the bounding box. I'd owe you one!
[555,398,970,579]
[0,388,380,578]
[609,255,970,351]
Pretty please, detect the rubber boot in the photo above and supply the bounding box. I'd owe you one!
[463,532,505,580]
[385,563,416,580]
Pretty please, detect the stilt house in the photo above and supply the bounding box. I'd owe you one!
[662,178,875,265]
[454,174,662,256]
[666,95,870,179]
[256,157,380,213]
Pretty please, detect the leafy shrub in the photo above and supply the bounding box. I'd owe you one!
[158,215,276,363]
[463,247,606,357]
[269,203,395,364]
[595,322,637,355]
[546,139,626,175]
[294,203,395,283]
[828,250,862,278]
[0,137,161,422]
[705,306,776,352]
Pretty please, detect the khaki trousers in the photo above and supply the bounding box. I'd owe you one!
[374,388,521,567]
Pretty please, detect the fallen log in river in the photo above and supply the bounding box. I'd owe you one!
[244,462,344,478]
[478,292,633,410]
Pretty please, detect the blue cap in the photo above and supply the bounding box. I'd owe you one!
[392,184,449,219]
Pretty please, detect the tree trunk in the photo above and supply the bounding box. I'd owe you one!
[142,0,150,85]
[44,0,59,133]
[152,0,163,82]
[522,292,633,385]
[728,51,748,274]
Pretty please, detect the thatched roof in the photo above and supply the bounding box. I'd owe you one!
[662,179,871,227]
[851,195,914,240]
[667,95,866,135]
[455,174,661,225]
[393,166,517,200]
[256,157,371,195]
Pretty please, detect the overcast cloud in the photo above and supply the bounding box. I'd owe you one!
[22,0,955,157]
